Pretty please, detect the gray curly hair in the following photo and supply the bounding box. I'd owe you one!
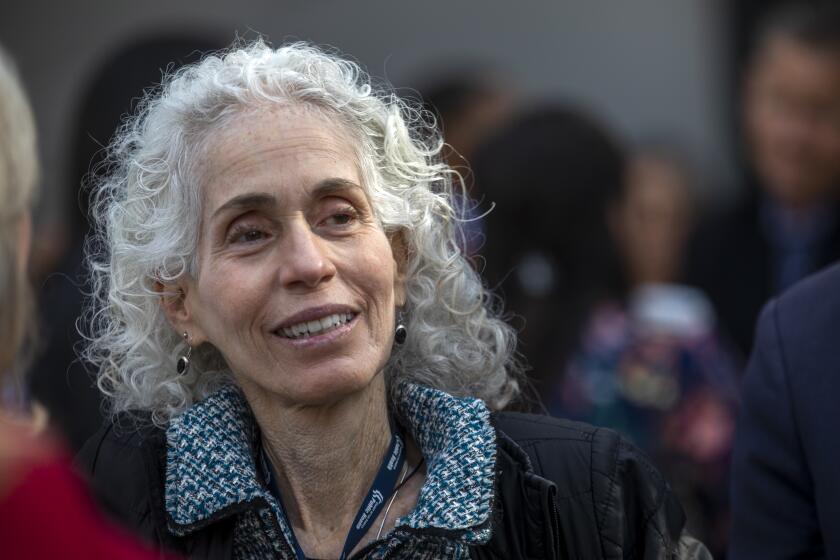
[84,40,521,425]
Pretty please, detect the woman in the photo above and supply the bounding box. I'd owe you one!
[80,41,709,559]
[553,147,740,557]
[0,46,162,560]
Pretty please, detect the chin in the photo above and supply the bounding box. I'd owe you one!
[276,369,383,407]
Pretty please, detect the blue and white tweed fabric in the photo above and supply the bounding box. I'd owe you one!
[164,382,497,559]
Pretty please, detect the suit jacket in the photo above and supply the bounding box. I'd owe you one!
[730,262,840,559]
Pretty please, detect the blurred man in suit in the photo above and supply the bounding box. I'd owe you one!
[688,3,840,359]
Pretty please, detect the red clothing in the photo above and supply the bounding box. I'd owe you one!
[0,441,167,559]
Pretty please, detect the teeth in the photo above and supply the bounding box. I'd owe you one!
[279,313,354,339]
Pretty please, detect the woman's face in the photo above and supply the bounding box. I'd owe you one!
[611,155,692,287]
[171,106,405,407]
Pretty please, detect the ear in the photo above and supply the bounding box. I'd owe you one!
[156,277,208,346]
[388,230,409,307]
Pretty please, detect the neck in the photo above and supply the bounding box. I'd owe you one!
[250,375,392,543]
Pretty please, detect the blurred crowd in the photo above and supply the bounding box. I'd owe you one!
[2,1,840,559]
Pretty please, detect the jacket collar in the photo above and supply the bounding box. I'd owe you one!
[164,382,496,545]
[164,385,265,534]
[392,383,496,542]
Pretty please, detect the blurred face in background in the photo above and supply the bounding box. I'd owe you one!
[610,154,693,287]
[745,35,840,209]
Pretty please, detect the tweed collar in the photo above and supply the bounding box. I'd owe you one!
[390,382,496,541]
[164,382,496,545]
[164,384,265,534]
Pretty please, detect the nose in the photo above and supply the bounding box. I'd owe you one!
[277,220,337,290]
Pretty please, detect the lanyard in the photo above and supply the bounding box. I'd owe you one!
[260,426,406,560]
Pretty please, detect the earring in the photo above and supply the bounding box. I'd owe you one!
[176,332,192,375]
[394,311,407,345]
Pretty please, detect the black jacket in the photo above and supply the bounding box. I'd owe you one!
[77,412,709,559]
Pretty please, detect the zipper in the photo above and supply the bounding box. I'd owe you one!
[551,494,563,560]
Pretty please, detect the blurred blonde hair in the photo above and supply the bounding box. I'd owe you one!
[0,46,38,373]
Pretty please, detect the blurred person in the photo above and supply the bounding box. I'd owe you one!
[687,2,840,358]
[730,260,840,558]
[550,148,740,557]
[27,33,223,453]
[474,105,626,394]
[77,42,709,559]
[420,73,514,257]
[0,45,164,560]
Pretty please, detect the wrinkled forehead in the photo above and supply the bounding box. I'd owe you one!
[194,103,372,212]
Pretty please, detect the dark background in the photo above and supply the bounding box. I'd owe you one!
[1,0,741,231]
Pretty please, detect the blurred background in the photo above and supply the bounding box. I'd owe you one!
[4,1,840,557]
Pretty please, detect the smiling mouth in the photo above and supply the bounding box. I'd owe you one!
[275,312,357,339]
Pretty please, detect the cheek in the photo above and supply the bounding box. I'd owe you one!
[194,261,270,334]
[372,245,399,298]
[346,236,399,308]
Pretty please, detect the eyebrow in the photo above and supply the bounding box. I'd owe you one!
[210,192,277,220]
[311,177,364,198]
[210,178,363,220]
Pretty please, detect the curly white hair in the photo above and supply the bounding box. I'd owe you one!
[84,40,521,425]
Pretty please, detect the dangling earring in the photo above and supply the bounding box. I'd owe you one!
[394,310,407,345]
[177,332,192,375]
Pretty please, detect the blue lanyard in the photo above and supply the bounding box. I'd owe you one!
[260,426,406,560]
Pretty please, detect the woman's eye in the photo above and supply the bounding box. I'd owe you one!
[229,227,267,244]
[324,209,357,227]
